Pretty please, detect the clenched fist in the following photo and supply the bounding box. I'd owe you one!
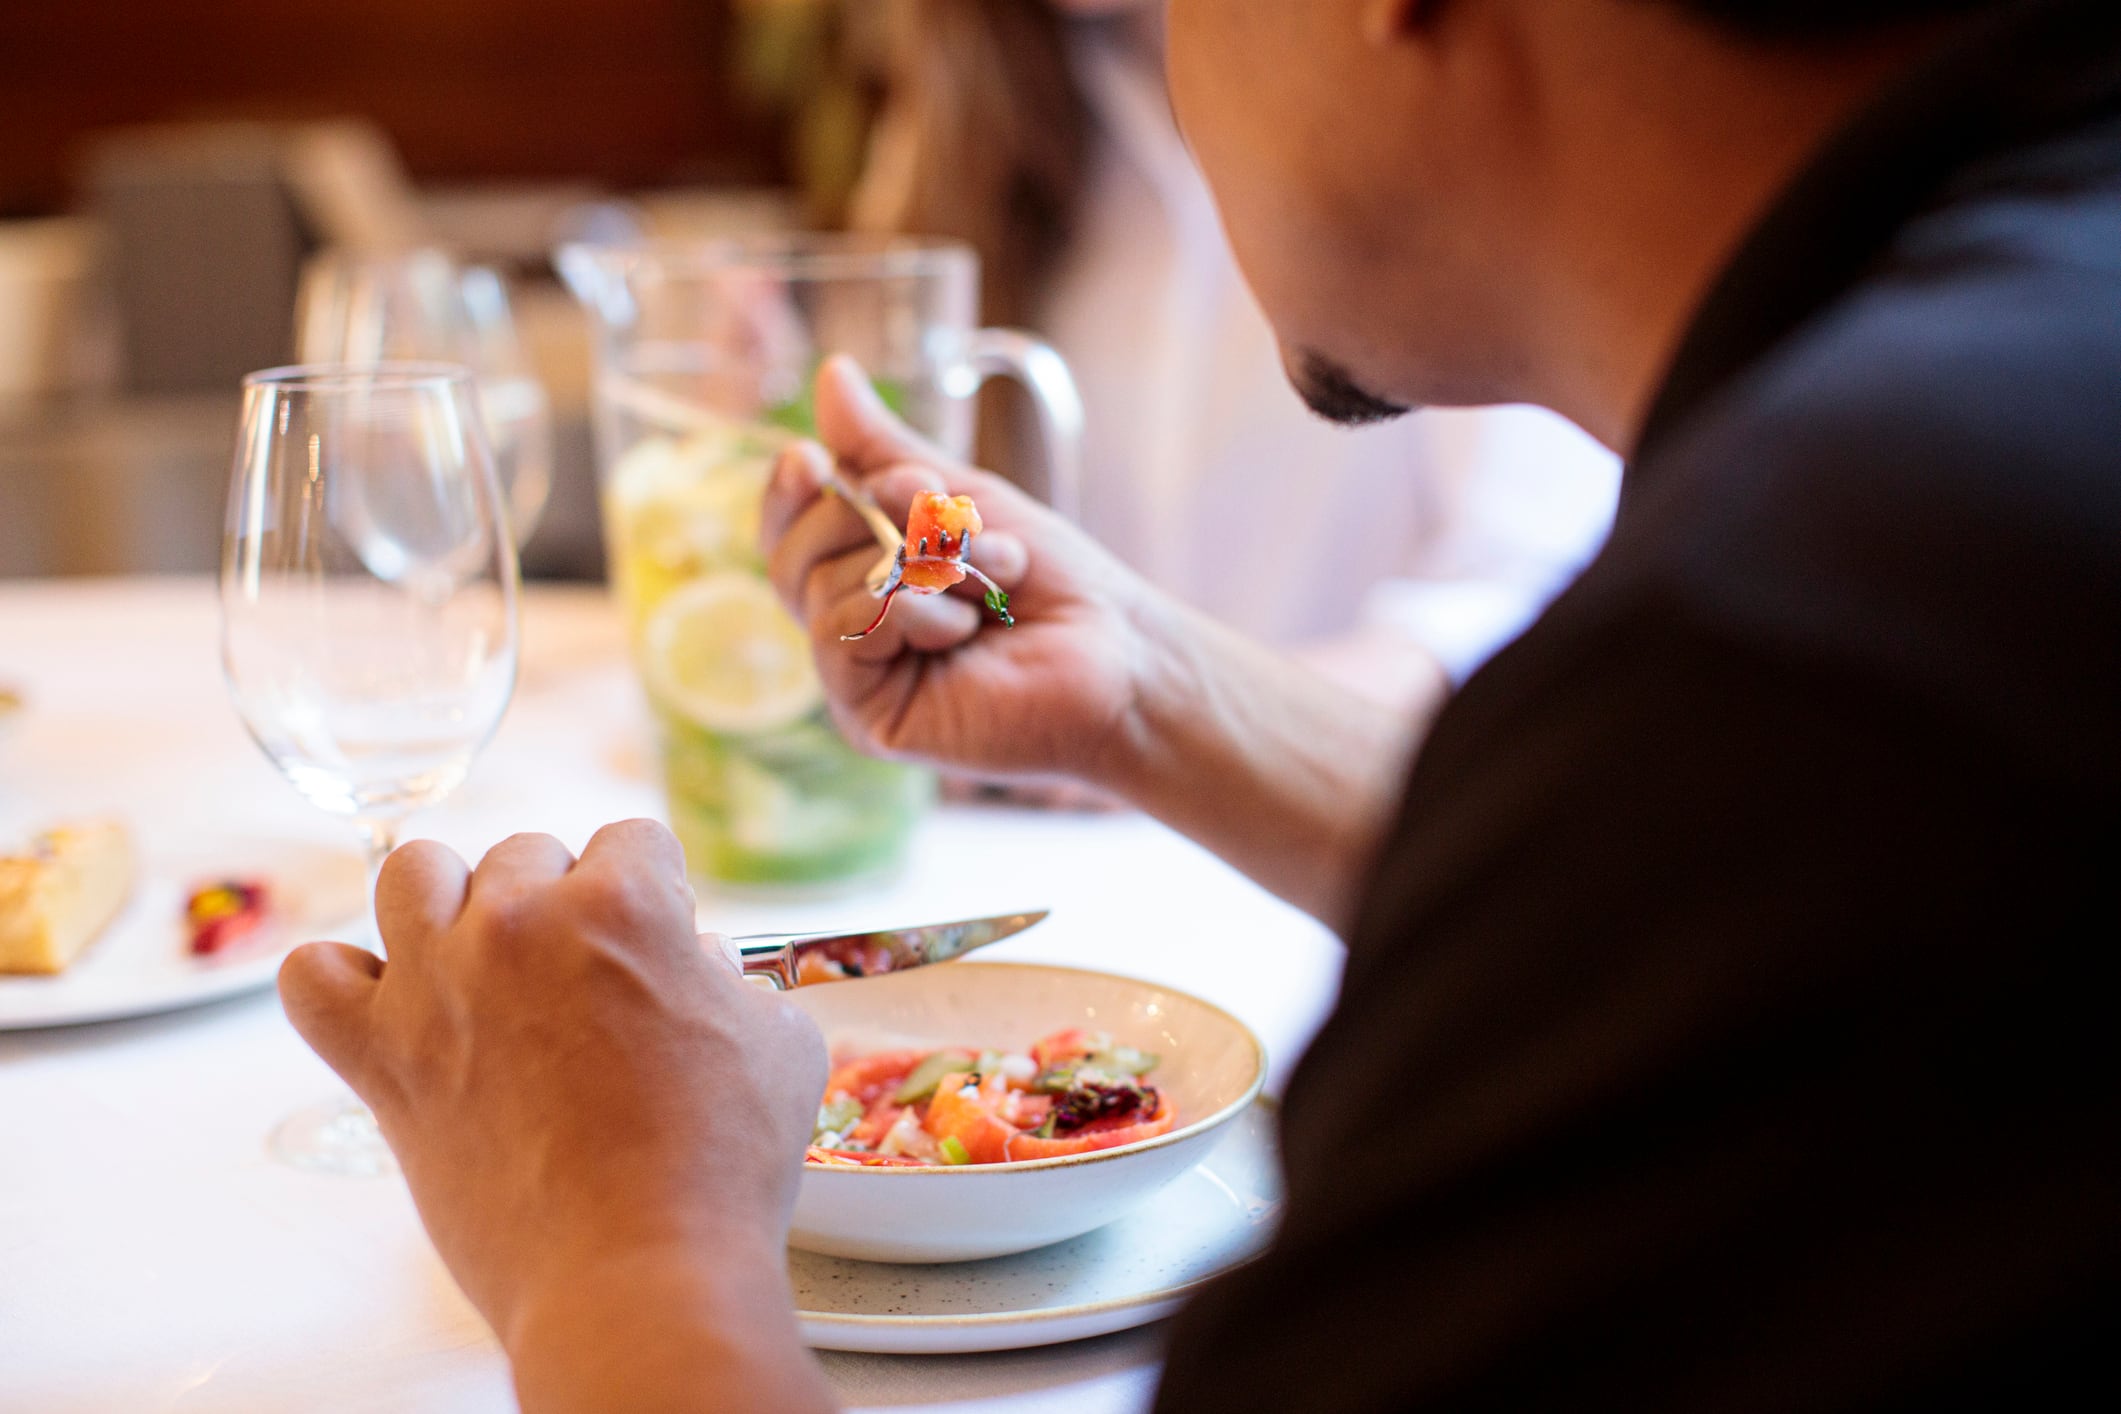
[277,821,833,1410]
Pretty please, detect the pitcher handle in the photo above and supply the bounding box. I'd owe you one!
[958,328,1085,520]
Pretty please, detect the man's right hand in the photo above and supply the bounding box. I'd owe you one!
[762,357,1418,933]
[761,355,1174,790]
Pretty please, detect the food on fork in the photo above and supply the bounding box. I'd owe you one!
[0,821,137,975]
[806,1028,1175,1167]
[184,879,273,957]
[842,492,1017,641]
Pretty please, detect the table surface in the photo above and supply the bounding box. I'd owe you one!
[0,578,1344,1414]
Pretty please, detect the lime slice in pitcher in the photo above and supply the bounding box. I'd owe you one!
[642,573,823,734]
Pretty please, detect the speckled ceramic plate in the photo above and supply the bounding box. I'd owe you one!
[791,1098,1281,1354]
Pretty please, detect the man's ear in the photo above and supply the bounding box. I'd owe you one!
[1361,0,1439,45]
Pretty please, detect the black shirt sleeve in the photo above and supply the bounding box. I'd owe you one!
[1152,574,2115,1411]
[1153,104,2121,1400]
[1150,19,2121,1401]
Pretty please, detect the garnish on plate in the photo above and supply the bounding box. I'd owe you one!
[842,492,1016,642]
[184,879,272,957]
[804,1028,1173,1167]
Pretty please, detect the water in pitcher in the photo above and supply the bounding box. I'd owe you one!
[597,342,933,890]
[561,235,1079,892]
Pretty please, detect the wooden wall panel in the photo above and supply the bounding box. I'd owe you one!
[0,0,779,214]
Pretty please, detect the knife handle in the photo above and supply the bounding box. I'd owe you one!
[735,939,798,991]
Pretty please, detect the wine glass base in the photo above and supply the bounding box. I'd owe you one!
[270,1095,399,1178]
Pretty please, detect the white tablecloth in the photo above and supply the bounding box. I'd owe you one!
[0,579,1344,1414]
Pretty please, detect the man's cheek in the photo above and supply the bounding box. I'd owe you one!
[1162,0,1220,148]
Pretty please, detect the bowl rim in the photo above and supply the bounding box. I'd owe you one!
[796,961,1269,1177]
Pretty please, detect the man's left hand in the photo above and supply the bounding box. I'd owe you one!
[277,820,828,1359]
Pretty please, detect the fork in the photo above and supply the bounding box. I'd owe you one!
[823,466,908,596]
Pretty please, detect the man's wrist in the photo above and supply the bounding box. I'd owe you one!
[1088,589,1215,811]
[1082,589,1414,930]
[506,1232,830,1414]
[503,1225,773,1347]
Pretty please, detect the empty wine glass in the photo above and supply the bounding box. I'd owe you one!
[222,362,519,1176]
[296,248,555,550]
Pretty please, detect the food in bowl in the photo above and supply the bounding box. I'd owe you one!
[808,1028,1176,1168]
[786,962,1266,1263]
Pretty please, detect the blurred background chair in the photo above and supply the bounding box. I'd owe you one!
[0,0,802,582]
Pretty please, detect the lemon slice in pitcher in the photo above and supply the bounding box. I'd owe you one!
[642,574,824,734]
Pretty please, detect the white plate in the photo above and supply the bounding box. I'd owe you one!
[791,1098,1281,1354]
[0,833,367,1030]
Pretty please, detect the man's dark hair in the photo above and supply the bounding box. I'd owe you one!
[1671,0,2009,38]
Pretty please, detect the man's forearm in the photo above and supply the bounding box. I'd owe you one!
[1100,598,1423,933]
[506,1239,835,1414]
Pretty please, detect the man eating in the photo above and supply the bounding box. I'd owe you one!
[280,1,2118,1408]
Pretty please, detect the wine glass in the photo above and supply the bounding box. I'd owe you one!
[222,362,520,1176]
[295,248,555,550]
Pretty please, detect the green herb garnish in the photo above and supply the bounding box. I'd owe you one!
[983,585,1014,627]
[1087,1047,1157,1077]
[813,1094,864,1143]
[892,1049,977,1106]
[1031,1046,1156,1096]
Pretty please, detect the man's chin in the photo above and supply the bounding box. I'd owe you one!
[1290,350,1416,427]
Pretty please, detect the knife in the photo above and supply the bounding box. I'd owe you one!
[728,910,1048,990]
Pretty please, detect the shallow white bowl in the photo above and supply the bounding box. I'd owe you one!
[786,962,1267,1264]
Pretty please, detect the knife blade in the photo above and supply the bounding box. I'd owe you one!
[729,910,1048,990]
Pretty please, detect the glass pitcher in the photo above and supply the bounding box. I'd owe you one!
[556,234,1083,891]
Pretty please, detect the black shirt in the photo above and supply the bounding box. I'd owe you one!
[1156,2,2120,1408]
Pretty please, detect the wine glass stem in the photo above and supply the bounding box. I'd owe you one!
[353,817,400,955]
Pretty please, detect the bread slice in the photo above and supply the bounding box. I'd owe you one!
[0,821,137,975]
